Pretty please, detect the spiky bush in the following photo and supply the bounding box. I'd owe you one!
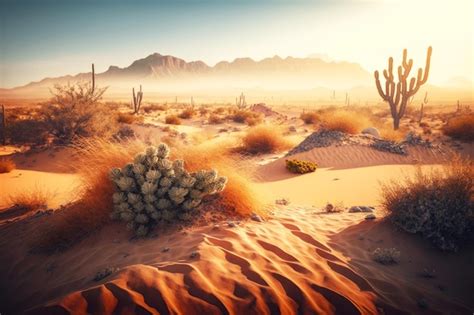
[109,143,227,236]
[286,159,317,174]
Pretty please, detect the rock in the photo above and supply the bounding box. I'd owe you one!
[190,251,199,259]
[365,214,376,220]
[275,198,290,206]
[162,247,170,252]
[359,206,373,213]
[212,224,220,230]
[94,267,118,282]
[349,206,361,213]
[362,127,380,138]
[227,222,236,228]
[289,126,297,132]
[325,203,334,212]
[286,130,348,156]
[251,213,263,222]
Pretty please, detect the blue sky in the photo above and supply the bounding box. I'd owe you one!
[1,0,473,87]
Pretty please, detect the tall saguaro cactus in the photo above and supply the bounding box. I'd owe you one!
[91,63,95,93]
[132,85,143,114]
[236,92,247,109]
[374,47,432,130]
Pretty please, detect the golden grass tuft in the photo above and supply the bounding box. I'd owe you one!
[319,110,371,134]
[208,113,224,124]
[443,114,474,141]
[0,157,16,173]
[165,115,182,125]
[178,108,196,119]
[117,112,144,124]
[8,186,54,211]
[240,125,293,155]
[300,112,319,124]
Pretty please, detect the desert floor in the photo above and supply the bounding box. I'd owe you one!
[0,104,473,315]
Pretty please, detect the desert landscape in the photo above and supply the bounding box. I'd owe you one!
[1,0,473,314]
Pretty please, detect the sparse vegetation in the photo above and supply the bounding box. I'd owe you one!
[442,114,474,141]
[143,104,167,113]
[300,112,319,124]
[178,107,196,119]
[165,115,182,125]
[228,110,262,126]
[8,186,54,211]
[319,110,370,134]
[117,112,143,124]
[371,248,400,264]
[240,125,292,155]
[208,114,224,124]
[286,159,317,174]
[381,159,473,251]
[0,157,16,173]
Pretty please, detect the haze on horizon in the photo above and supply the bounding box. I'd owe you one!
[0,0,473,89]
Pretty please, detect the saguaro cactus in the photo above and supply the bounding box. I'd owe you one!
[374,47,432,130]
[91,63,95,93]
[236,92,247,109]
[419,91,428,123]
[132,85,143,114]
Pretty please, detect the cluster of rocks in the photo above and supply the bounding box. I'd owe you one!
[404,131,433,148]
[250,103,286,119]
[370,139,408,155]
[286,130,348,156]
[348,205,374,213]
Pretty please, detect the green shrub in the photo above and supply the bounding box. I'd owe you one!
[286,159,317,174]
[381,160,473,251]
[109,143,227,236]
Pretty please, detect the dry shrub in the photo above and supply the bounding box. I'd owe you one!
[379,126,406,142]
[165,115,182,125]
[143,104,167,113]
[0,158,16,173]
[8,186,54,211]
[443,114,474,141]
[208,114,224,124]
[5,118,48,145]
[178,107,196,119]
[381,159,473,251]
[171,142,263,216]
[300,112,319,124]
[117,112,143,124]
[34,138,146,251]
[320,110,370,134]
[240,125,292,155]
[229,110,262,125]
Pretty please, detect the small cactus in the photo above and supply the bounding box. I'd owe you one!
[110,143,227,236]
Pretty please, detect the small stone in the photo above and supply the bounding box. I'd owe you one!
[361,127,381,138]
[227,222,236,228]
[365,214,376,220]
[162,247,170,252]
[190,251,199,258]
[289,126,297,132]
[212,224,219,230]
[417,298,428,309]
[349,206,361,213]
[251,213,263,222]
[359,206,373,213]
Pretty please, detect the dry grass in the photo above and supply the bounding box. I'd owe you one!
[117,112,143,124]
[240,125,293,155]
[228,110,262,125]
[319,110,371,134]
[381,158,473,251]
[443,114,474,141]
[143,104,167,113]
[8,186,54,211]
[208,114,224,124]
[178,108,196,119]
[378,126,406,142]
[165,115,182,125]
[171,142,263,217]
[0,158,16,173]
[300,112,319,124]
[33,137,146,251]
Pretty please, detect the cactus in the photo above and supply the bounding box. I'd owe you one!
[91,63,95,93]
[375,47,432,130]
[109,143,227,236]
[132,85,143,114]
[419,91,428,123]
[236,92,247,109]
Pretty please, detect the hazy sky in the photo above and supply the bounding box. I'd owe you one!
[1,0,473,88]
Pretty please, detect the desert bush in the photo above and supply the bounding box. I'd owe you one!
[381,159,473,251]
[5,118,48,144]
[208,114,224,124]
[442,114,474,141]
[199,106,209,116]
[300,112,319,124]
[0,158,16,173]
[109,143,227,236]
[117,112,144,124]
[143,104,167,113]
[8,186,53,211]
[371,248,400,264]
[178,107,196,119]
[229,110,262,125]
[240,125,292,155]
[165,115,181,125]
[286,159,317,174]
[40,82,118,144]
[320,110,369,134]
